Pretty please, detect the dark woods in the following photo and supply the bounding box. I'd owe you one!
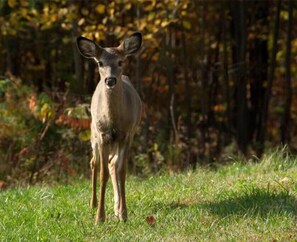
[0,0,296,184]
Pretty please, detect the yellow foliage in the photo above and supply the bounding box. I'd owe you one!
[79,130,91,142]
[95,4,105,14]
[8,0,16,8]
[182,20,191,30]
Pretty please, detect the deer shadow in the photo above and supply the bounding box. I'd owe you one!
[167,188,297,218]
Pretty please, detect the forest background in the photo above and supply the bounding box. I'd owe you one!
[0,0,296,185]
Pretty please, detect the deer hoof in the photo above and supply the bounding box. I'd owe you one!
[119,211,127,222]
[90,198,98,209]
[95,214,105,224]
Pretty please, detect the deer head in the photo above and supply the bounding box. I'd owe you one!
[76,32,142,89]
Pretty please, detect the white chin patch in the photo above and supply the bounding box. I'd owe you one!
[106,85,115,89]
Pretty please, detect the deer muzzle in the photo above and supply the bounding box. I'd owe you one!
[105,77,117,89]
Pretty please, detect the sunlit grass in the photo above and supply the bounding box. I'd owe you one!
[0,151,296,241]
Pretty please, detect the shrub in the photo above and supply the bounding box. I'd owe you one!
[0,77,91,185]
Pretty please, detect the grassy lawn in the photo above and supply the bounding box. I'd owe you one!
[0,150,296,241]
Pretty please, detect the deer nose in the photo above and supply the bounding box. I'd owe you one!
[105,77,117,88]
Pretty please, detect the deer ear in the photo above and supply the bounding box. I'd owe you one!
[76,36,102,60]
[120,32,142,56]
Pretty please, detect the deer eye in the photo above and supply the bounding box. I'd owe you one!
[98,61,103,67]
[118,61,123,67]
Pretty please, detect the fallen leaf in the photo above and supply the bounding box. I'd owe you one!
[146,216,156,226]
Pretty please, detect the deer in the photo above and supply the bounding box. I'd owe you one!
[76,32,142,223]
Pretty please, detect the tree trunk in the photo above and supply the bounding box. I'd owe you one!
[5,37,20,76]
[71,2,84,93]
[135,1,141,94]
[231,1,248,153]
[221,1,232,141]
[248,1,269,148]
[258,0,281,155]
[280,0,293,144]
[87,61,96,94]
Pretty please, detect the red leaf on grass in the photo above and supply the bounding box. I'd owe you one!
[146,216,156,225]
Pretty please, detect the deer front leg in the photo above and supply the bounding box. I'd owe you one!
[109,160,120,218]
[95,145,109,224]
[118,145,128,222]
[118,163,127,221]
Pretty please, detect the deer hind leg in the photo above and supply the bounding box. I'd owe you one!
[90,154,98,209]
[95,144,109,224]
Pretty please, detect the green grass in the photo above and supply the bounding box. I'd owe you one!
[0,150,296,241]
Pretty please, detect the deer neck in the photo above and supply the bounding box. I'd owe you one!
[93,79,125,144]
[99,78,124,121]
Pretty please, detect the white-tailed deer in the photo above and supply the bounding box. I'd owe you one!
[76,32,142,223]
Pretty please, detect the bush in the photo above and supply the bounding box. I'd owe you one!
[0,77,91,185]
